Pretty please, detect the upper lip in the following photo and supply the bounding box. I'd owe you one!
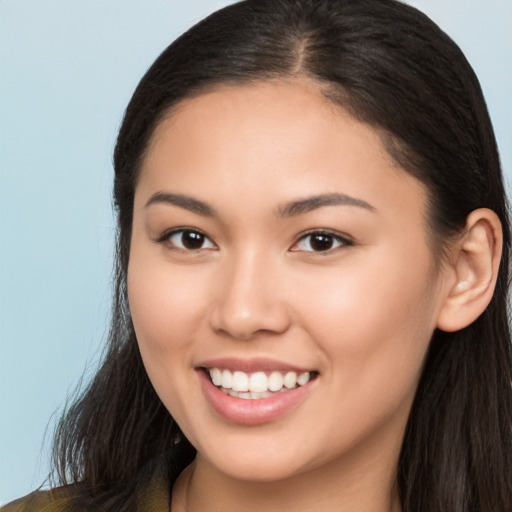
[196,357,314,373]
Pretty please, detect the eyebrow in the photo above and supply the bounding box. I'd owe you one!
[144,191,375,218]
[145,192,216,216]
[277,193,376,217]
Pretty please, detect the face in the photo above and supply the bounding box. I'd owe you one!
[128,81,449,484]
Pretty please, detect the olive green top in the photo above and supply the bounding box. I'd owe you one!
[1,458,172,512]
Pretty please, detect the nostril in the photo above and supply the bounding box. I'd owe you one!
[209,302,292,341]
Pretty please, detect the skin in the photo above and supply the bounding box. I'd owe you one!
[127,80,462,511]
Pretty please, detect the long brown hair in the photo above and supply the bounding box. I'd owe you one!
[51,1,512,510]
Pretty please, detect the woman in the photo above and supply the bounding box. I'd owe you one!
[4,0,511,510]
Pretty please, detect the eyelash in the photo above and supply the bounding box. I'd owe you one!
[156,228,217,251]
[156,228,353,253]
[290,230,353,253]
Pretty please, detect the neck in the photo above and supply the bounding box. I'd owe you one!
[172,444,402,512]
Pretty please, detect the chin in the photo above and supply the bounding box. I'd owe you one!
[201,448,312,483]
[188,423,333,484]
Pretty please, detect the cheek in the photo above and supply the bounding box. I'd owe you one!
[126,253,215,426]
[127,249,211,370]
[295,263,437,456]
[295,246,438,397]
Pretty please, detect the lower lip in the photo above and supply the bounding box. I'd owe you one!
[198,370,314,426]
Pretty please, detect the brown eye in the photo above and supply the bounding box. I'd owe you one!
[291,231,351,253]
[181,230,205,249]
[165,229,216,251]
[309,234,335,251]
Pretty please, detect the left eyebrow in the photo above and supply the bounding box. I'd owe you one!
[144,192,217,216]
[276,193,376,217]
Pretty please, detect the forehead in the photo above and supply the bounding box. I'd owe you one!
[138,80,427,223]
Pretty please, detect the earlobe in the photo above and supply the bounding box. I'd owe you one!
[437,208,502,332]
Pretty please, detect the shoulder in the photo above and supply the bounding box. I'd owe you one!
[2,453,177,512]
[1,487,78,512]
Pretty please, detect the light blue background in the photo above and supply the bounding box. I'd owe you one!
[1,0,511,505]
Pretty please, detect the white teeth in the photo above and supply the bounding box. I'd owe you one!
[297,372,310,386]
[283,371,297,389]
[207,367,313,397]
[249,372,268,393]
[251,391,270,399]
[210,368,222,386]
[232,371,249,392]
[268,371,284,392]
[221,369,232,389]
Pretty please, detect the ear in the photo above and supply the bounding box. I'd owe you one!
[437,208,503,332]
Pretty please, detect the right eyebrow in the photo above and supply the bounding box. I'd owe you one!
[145,192,217,217]
[277,193,376,217]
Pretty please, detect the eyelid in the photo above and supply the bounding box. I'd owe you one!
[156,227,217,250]
[289,229,353,253]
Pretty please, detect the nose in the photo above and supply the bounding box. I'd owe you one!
[209,250,291,340]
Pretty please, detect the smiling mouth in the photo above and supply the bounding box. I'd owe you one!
[204,368,319,400]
